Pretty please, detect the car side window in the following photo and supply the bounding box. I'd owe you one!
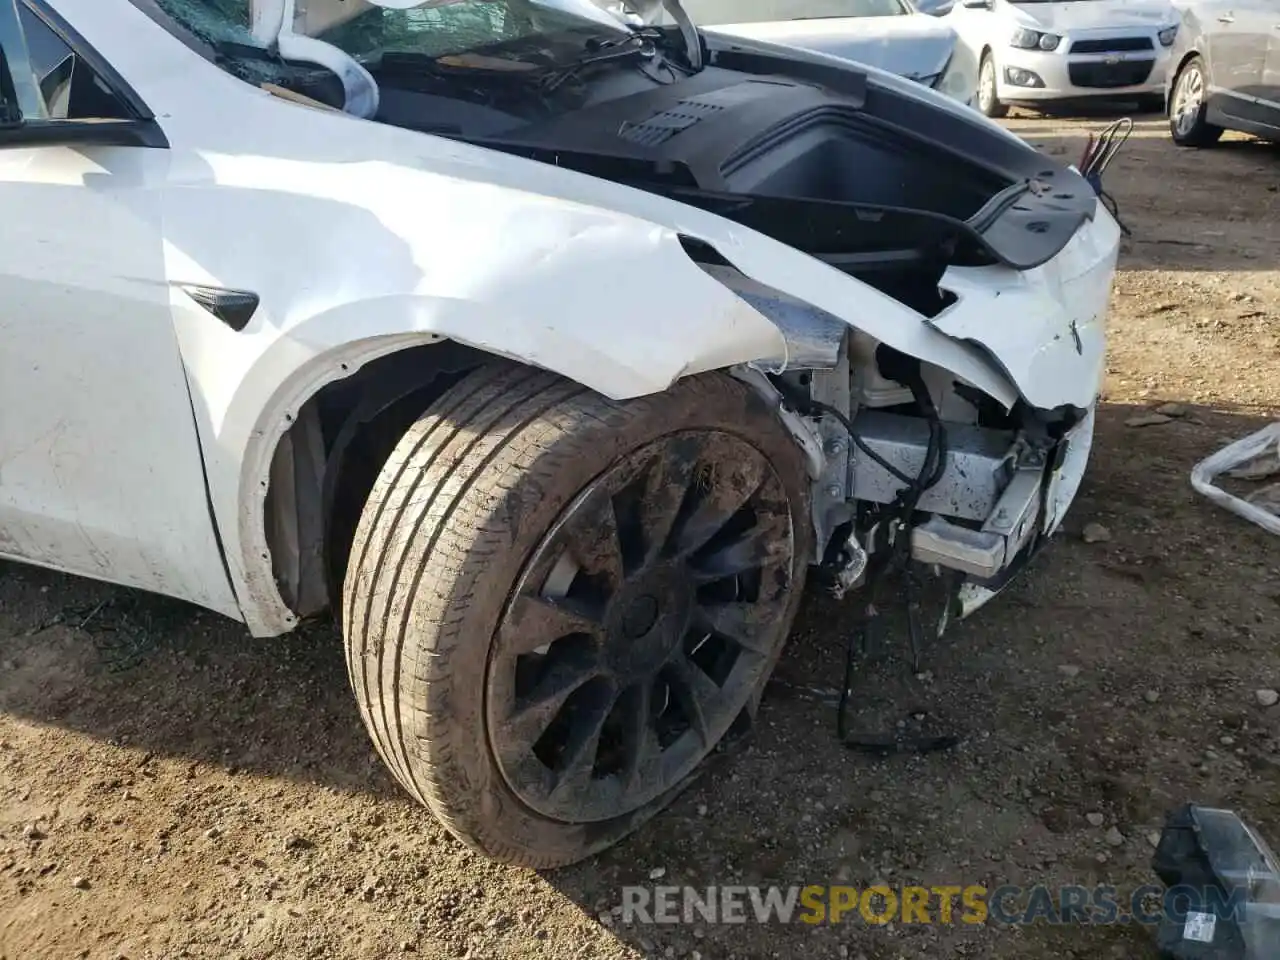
[14,1,132,120]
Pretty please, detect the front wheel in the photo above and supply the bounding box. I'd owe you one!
[1169,57,1222,147]
[977,53,1008,119]
[342,364,812,867]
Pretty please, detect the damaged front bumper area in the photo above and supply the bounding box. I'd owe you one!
[813,381,1096,618]
[705,209,1117,618]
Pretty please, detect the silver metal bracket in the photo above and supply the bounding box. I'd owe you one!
[828,530,869,600]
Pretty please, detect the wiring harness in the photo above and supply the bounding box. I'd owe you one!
[771,348,960,756]
[1080,117,1133,236]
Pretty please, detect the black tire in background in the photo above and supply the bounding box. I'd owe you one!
[342,364,812,867]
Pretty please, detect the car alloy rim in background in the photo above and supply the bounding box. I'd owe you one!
[485,431,797,824]
[980,57,996,111]
[1173,65,1204,136]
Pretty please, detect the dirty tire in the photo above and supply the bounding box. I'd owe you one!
[342,363,812,868]
[978,52,1007,119]
[1169,57,1222,148]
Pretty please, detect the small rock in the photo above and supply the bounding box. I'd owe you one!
[400,942,415,953]
[649,867,666,880]
[1086,812,1105,828]
[1058,665,1082,678]
[1105,827,1125,847]
[1143,690,1161,704]
[1221,735,1236,746]
[71,876,90,890]
[283,835,314,852]
[1257,689,1279,708]
[1082,523,1112,544]
[696,804,708,817]
[597,911,613,927]
[1155,402,1187,417]
[1095,852,1109,864]
[1125,413,1174,428]
[204,827,221,840]
[1147,831,1162,848]
[22,824,45,841]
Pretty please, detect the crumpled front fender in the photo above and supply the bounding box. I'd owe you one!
[165,145,1075,638]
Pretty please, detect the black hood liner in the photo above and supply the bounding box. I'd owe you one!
[444,35,1095,274]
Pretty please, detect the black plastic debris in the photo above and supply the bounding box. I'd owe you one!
[1152,804,1280,959]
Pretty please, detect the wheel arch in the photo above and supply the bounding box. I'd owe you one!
[232,328,684,640]
[260,339,491,632]
[1173,47,1209,83]
[222,293,792,637]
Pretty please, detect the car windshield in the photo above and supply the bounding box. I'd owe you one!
[675,0,908,24]
[149,0,634,64]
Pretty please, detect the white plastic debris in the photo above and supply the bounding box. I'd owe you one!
[1191,423,1280,536]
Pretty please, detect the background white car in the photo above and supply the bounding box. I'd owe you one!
[674,0,976,104]
[945,0,1181,117]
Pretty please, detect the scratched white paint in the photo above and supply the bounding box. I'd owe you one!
[3,0,1119,636]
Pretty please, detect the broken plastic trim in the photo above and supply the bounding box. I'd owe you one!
[679,237,846,371]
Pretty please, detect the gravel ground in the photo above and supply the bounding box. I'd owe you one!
[3,109,1279,960]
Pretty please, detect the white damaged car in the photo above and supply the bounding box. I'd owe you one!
[0,0,1119,866]
[946,0,1181,117]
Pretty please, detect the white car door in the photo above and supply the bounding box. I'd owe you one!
[0,0,239,616]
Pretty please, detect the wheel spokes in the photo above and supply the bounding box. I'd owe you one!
[558,489,627,594]
[500,593,604,655]
[665,656,720,746]
[488,429,798,823]
[632,444,698,565]
[547,684,617,801]
[688,511,790,584]
[617,682,662,790]
[498,655,605,751]
[693,601,775,656]
[670,453,768,560]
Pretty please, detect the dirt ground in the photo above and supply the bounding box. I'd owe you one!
[3,110,1280,960]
